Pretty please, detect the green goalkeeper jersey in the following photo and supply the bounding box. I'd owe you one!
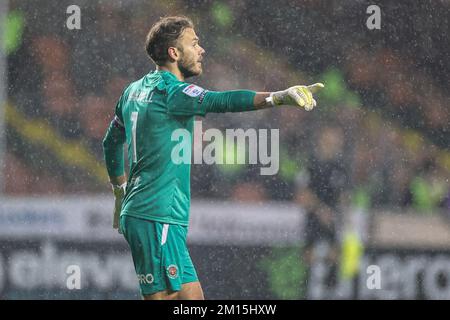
[103,70,256,226]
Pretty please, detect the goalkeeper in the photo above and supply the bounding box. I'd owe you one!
[102,15,324,300]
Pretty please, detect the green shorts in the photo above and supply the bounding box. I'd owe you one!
[120,215,198,296]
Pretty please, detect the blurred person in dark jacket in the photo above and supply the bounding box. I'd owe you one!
[295,125,348,291]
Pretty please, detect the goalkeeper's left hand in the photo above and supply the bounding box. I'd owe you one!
[111,182,126,234]
[269,83,325,111]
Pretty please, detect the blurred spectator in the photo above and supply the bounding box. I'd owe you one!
[407,158,449,213]
[295,125,349,290]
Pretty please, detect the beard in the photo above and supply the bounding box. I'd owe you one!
[178,54,201,79]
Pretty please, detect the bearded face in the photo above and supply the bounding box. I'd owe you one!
[175,28,204,79]
[177,49,202,78]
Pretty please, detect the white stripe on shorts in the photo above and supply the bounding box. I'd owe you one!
[161,224,169,246]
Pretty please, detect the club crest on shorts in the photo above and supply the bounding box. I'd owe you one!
[167,264,179,279]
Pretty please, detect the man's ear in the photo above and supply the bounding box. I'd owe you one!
[167,47,179,62]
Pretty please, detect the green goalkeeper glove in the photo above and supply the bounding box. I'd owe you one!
[267,83,325,111]
[111,182,126,234]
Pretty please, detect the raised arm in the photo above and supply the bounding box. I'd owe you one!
[166,83,324,116]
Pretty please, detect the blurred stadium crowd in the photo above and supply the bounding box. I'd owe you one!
[4,0,450,218]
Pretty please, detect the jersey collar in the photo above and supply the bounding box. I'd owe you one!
[144,70,178,91]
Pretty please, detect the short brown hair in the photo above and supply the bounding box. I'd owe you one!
[145,16,194,66]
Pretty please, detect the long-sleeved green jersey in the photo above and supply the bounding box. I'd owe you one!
[103,70,256,226]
